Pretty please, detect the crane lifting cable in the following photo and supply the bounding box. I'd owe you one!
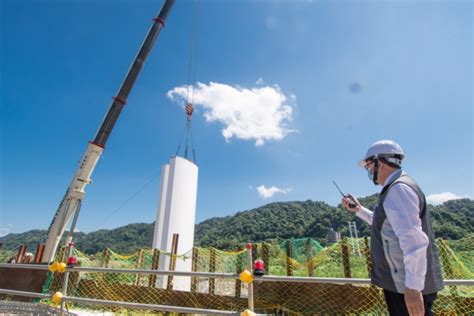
[176,0,199,163]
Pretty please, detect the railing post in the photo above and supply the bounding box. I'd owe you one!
[16,244,26,263]
[235,246,243,298]
[60,242,74,316]
[101,248,110,268]
[100,248,110,281]
[190,247,198,293]
[341,237,352,278]
[34,244,45,264]
[149,249,161,287]
[246,243,254,311]
[286,240,293,276]
[134,249,145,286]
[306,238,314,277]
[167,234,179,290]
[262,243,269,276]
[209,248,216,295]
[364,237,372,278]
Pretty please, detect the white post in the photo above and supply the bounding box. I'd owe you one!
[60,242,75,316]
[352,221,362,256]
[348,221,355,255]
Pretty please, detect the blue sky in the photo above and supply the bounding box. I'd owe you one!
[1,0,472,236]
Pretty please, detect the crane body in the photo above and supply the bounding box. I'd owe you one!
[42,0,175,263]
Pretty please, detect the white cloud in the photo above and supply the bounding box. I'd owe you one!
[256,185,293,199]
[256,77,264,85]
[426,192,470,205]
[167,82,296,146]
[0,224,12,237]
[64,229,81,233]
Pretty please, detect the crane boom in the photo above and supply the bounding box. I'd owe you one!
[42,0,175,263]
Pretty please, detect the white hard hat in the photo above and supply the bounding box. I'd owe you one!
[358,140,404,168]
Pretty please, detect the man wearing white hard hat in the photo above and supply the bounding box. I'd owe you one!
[342,140,443,316]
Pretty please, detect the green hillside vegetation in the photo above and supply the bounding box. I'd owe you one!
[195,196,472,249]
[446,235,474,274]
[0,197,472,255]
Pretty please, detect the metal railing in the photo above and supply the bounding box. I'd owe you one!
[0,288,238,315]
[0,263,243,315]
[1,253,473,315]
[2,263,472,286]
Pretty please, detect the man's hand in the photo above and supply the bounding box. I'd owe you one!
[405,287,424,316]
[341,193,361,213]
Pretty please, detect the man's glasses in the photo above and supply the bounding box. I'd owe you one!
[364,161,375,170]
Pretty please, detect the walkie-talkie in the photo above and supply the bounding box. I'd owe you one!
[333,180,358,208]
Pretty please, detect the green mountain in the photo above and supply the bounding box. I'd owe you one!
[0,224,153,255]
[196,196,473,249]
[1,196,472,255]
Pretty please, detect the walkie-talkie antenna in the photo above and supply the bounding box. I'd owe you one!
[332,180,357,208]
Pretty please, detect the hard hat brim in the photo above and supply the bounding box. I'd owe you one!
[358,158,369,168]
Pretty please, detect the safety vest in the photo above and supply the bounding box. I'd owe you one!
[370,173,444,294]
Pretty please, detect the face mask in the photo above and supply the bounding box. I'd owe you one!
[367,168,373,181]
[366,160,379,185]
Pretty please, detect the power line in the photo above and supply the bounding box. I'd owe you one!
[90,168,162,232]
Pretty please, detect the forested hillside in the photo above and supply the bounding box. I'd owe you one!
[1,196,472,254]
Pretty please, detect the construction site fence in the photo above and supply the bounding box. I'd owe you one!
[0,263,473,315]
[0,237,473,314]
